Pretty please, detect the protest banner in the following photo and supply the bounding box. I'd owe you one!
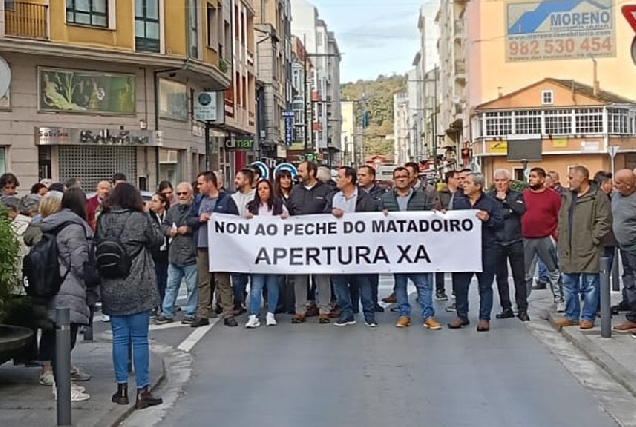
[208,211,482,274]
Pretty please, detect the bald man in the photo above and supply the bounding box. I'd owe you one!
[87,180,111,230]
[612,170,636,333]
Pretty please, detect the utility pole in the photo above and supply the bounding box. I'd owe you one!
[432,66,439,182]
[303,34,309,151]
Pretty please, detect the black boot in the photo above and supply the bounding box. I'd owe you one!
[517,310,530,322]
[135,385,163,409]
[496,308,515,319]
[111,383,129,405]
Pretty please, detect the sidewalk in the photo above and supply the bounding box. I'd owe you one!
[0,333,165,427]
[529,288,636,399]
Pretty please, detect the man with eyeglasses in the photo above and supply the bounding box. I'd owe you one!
[0,173,19,196]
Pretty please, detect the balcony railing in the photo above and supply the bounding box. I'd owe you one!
[5,1,48,40]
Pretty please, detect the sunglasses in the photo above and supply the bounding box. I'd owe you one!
[176,192,188,196]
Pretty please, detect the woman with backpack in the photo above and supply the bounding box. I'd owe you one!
[95,183,164,409]
[244,179,288,328]
[38,188,92,401]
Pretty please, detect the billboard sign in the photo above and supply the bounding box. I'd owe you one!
[505,0,616,62]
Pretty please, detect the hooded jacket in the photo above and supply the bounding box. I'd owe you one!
[232,188,256,218]
[96,208,164,316]
[41,209,92,325]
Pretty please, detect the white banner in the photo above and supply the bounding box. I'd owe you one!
[208,211,483,275]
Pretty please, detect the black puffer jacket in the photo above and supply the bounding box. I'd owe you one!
[287,181,332,215]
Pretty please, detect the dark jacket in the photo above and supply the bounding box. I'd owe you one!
[96,208,164,316]
[432,185,458,211]
[287,181,332,215]
[41,209,92,325]
[600,192,617,247]
[360,184,385,212]
[247,197,285,216]
[186,190,239,247]
[488,189,526,246]
[557,186,612,273]
[453,192,504,248]
[163,202,197,266]
[327,190,376,213]
[381,188,430,212]
[148,210,169,265]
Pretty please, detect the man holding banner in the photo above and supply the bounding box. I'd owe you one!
[448,173,503,332]
[329,166,377,327]
[381,166,441,330]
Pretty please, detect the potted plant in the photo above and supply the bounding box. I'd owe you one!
[0,208,19,322]
[219,58,229,73]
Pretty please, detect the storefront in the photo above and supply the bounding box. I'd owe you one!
[37,127,162,190]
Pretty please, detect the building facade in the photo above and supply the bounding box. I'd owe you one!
[290,0,342,167]
[472,78,636,183]
[0,0,231,190]
[393,90,409,165]
[216,0,256,183]
[340,100,356,166]
[288,35,312,156]
[254,0,291,164]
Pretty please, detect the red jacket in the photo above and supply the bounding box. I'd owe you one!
[521,188,562,239]
[86,194,102,231]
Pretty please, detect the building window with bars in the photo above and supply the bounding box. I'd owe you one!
[544,109,572,135]
[608,108,630,134]
[66,0,108,28]
[513,110,542,135]
[574,108,603,134]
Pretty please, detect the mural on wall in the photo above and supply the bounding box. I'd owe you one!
[39,68,136,114]
[506,0,616,62]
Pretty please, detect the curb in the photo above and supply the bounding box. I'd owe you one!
[546,311,636,400]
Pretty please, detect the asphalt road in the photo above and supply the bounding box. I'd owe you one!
[145,276,618,427]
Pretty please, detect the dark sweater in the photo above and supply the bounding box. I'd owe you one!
[521,188,561,239]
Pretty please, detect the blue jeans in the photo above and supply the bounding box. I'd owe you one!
[332,275,375,322]
[537,259,549,284]
[232,273,249,305]
[162,263,199,319]
[563,273,599,322]
[110,311,151,388]
[452,246,496,321]
[155,261,169,305]
[250,275,280,315]
[393,273,435,319]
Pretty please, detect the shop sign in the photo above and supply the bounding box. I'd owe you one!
[36,127,162,146]
[39,68,136,114]
[283,110,294,146]
[225,136,254,150]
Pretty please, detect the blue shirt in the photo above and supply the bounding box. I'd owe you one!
[396,189,413,212]
[197,197,218,248]
[332,190,358,213]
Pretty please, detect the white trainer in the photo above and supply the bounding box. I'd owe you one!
[246,315,260,328]
[556,301,565,313]
[266,312,277,326]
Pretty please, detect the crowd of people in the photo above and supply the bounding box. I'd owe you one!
[1,158,635,406]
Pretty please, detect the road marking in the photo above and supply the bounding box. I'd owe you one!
[149,322,191,331]
[177,318,219,353]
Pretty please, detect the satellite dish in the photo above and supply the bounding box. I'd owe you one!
[0,56,11,99]
[274,163,298,180]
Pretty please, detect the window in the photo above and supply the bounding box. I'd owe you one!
[188,0,199,58]
[135,0,160,53]
[608,108,629,134]
[4,0,15,11]
[574,108,603,134]
[513,110,541,135]
[66,0,108,27]
[541,90,553,105]
[207,3,219,50]
[483,111,512,137]
[544,109,572,135]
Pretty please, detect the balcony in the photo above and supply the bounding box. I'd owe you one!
[454,60,466,82]
[5,1,48,40]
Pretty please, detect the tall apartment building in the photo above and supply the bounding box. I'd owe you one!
[217,0,257,181]
[340,100,356,166]
[254,0,292,162]
[290,35,312,151]
[393,90,409,165]
[290,0,342,166]
[0,0,232,189]
[436,0,467,158]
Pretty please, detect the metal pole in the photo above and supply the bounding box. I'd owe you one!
[432,67,439,181]
[600,256,612,338]
[205,121,211,170]
[612,247,620,291]
[55,308,72,426]
[303,34,309,151]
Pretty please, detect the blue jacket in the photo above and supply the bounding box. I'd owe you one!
[453,191,503,248]
[186,190,239,248]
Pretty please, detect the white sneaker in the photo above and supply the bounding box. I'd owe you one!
[102,314,110,322]
[52,383,90,402]
[556,301,566,313]
[246,315,260,328]
[39,370,54,386]
[266,312,277,326]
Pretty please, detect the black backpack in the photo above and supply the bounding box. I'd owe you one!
[95,215,133,279]
[22,222,71,299]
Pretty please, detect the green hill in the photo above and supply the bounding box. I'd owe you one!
[341,74,406,158]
